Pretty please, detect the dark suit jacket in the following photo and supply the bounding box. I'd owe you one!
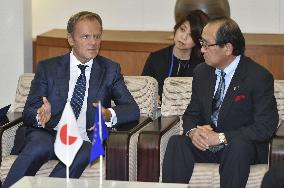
[22,53,140,136]
[142,45,203,96]
[182,55,279,163]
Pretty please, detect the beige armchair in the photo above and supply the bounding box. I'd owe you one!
[137,77,284,187]
[0,74,158,183]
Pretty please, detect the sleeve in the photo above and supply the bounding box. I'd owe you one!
[111,64,140,125]
[182,68,203,134]
[141,53,155,77]
[105,108,117,127]
[22,62,48,127]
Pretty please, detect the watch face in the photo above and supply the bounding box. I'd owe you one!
[219,133,225,143]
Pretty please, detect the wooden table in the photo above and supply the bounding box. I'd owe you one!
[11,176,188,188]
[34,29,284,79]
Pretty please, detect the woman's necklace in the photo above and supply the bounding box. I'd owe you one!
[168,46,191,77]
[176,57,190,76]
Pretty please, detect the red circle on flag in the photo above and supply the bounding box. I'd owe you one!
[60,124,78,145]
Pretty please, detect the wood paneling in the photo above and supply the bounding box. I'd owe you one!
[34,29,284,79]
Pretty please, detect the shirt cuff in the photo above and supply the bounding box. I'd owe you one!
[36,114,43,128]
[105,108,117,128]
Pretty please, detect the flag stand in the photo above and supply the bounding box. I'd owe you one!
[99,155,103,187]
[89,101,109,187]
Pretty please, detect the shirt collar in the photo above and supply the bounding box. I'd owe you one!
[215,55,241,77]
[70,51,93,70]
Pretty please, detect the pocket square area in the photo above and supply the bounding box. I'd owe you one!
[234,95,246,102]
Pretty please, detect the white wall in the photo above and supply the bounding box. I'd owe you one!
[32,0,284,37]
[229,0,282,33]
[1,0,283,107]
[0,0,32,107]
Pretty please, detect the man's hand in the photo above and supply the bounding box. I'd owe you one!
[188,124,221,151]
[37,97,51,127]
[92,103,112,122]
[189,127,210,151]
[202,129,220,146]
[197,125,213,131]
[102,107,112,122]
[198,125,220,146]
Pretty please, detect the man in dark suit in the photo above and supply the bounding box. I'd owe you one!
[3,11,139,188]
[261,162,284,188]
[162,17,279,188]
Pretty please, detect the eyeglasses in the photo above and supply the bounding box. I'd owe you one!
[199,39,219,49]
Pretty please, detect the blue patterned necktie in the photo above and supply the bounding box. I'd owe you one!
[70,64,88,119]
[211,71,226,127]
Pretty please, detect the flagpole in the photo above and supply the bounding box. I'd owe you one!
[66,166,69,188]
[99,155,103,187]
[66,105,70,188]
[98,101,103,186]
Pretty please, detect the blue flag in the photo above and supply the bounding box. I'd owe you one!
[89,103,108,163]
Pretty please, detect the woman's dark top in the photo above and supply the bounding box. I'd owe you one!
[142,45,203,97]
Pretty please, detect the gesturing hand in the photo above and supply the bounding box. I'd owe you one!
[92,103,112,122]
[37,97,51,127]
[102,107,112,122]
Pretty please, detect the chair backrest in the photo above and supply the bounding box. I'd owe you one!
[161,78,284,119]
[161,77,193,116]
[12,74,159,119]
[274,80,284,126]
[12,73,35,112]
[124,76,158,119]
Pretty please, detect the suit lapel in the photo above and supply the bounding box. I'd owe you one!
[218,57,247,126]
[87,57,105,104]
[86,57,105,126]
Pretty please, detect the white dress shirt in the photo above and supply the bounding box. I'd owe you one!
[54,51,117,141]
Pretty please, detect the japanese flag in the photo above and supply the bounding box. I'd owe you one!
[54,102,83,167]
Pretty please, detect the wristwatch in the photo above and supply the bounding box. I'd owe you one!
[218,133,226,144]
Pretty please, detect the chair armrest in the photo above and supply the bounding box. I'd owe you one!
[137,116,180,182]
[270,136,284,166]
[105,116,152,181]
[276,120,284,137]
[0,112,23,166]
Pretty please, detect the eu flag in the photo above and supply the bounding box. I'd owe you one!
[89,102,108,163]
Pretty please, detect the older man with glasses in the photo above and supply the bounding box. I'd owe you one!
[162,17,278,188]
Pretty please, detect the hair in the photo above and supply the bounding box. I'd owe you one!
[67,11,103,34]
[174,9,209,58]
[209,17,245,56]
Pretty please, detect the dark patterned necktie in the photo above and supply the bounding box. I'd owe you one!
[70,64,88,119]
[211,71,226,127]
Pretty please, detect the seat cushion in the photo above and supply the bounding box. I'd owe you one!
[188,163,268,188]
[1,155,105,183]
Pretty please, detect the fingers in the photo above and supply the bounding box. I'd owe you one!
[102,107,112,121]
[197,125,213,131]
[196,126,220,146]
[190,129,209,151]
[92,103,112,121]
[37,97,52,127]
[37,106,46,127]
